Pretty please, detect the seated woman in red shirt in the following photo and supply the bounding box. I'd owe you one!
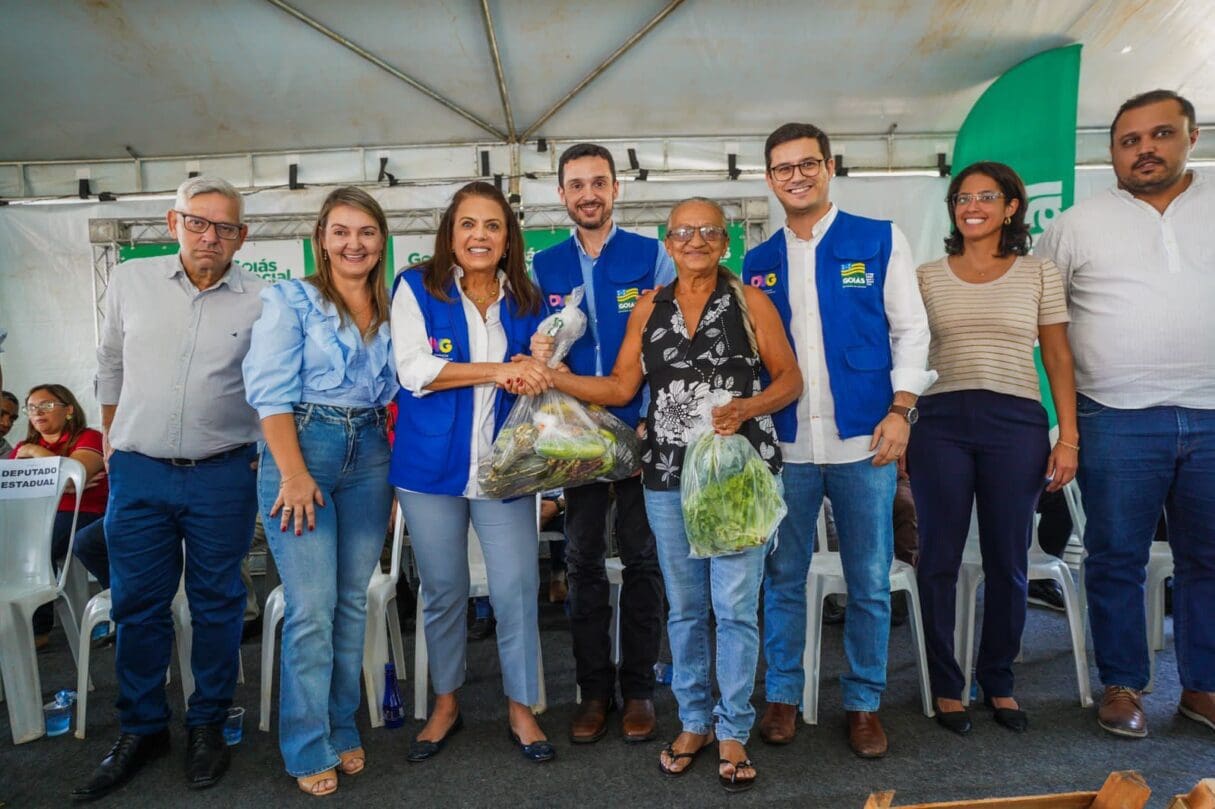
[9,384,108,648]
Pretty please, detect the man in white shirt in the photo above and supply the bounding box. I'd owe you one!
[745,123,934,758]
[1037,89,1215,739]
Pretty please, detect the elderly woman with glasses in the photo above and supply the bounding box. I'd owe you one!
[544,197,801,792]
[907,161,1079,737]
[9,384,109,648]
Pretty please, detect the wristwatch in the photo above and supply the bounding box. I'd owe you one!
[889,404,919,425]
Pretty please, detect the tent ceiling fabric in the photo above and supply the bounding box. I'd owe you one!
[3,0,1215,163]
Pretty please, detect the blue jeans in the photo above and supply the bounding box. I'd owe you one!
[106,446,257,733]
[644,487,767,744]
[1077,395,1215,692]
[765,459,897,712]
[259,405,392,778]
[396,491,540,705]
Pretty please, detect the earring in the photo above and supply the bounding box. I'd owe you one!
[66,413,73,421]
[1003,216,1011,226]
[323,249,329,262]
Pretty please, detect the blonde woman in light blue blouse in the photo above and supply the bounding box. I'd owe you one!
[242,187,397,797]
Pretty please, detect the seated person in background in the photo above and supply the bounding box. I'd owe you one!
[9,384,108,649]
[0,390,18,456]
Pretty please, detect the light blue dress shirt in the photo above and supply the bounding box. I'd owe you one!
[573,223,677,375]
[243,279,398,419]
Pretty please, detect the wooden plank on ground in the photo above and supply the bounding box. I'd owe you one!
[1168,779,1215,809]
[1091,772,1151,809]
[863,792,895,809]
[864,793,1095,809]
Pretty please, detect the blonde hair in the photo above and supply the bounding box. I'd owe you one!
[309,187,391,340]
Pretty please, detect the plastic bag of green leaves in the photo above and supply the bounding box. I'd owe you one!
[680,391,786,558]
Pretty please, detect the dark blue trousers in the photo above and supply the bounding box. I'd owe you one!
[105,447,257,734]
[907,390,1049,701]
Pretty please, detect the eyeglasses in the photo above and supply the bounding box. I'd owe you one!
[769,157,826,182]
[666,225,728,243]
[174,211,243,240]
[22,402,67,415]
[950,191,1005,207]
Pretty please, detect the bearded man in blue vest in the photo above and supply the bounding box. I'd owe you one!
[748,123,935,758]
[531,143,675,744]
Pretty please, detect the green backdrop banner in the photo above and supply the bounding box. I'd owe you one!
[951,43,1082,427]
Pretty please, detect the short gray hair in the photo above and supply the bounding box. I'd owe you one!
[174,176,244,220]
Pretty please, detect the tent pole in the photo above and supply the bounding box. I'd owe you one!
[480,0,516,142]
[263,0,508,142]
[519,0,686,142]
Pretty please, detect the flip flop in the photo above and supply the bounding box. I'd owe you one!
[657,733,715,778]
[297,769,338,797]
[338,747,365,775]
[718,758,757,793]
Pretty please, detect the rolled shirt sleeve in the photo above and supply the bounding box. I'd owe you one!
[243,284,306,419]
[884,224,937,396]
[390,277,448,398]
[95,266,126,405]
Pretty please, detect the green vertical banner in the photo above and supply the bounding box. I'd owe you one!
[951,43,1082,427]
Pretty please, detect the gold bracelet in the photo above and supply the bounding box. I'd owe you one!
[279,471,306,487]
[1056,439,1079,451]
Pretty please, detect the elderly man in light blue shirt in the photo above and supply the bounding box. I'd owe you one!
[75,177,264,803]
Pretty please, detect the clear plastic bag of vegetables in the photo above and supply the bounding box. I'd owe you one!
[680,390,787,558]
[477,287,642,499]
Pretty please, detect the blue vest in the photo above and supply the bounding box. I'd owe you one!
[742,210,895,441]
[389,269,541,496]
[532,230,659,427]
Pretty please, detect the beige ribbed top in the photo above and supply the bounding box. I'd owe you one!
[916,254,1069,401]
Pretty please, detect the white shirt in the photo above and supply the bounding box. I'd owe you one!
[1036,171,1215,409]
[782,205,936,464]
[95,255,265,459]
[391,268,508,498]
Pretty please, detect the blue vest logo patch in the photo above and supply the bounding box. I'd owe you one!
[616,287,639,312]
[840,262,874,288]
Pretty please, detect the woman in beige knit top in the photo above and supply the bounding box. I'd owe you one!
[907,161,1079,738]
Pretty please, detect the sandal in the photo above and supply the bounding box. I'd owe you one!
[657,732,715,778]
[297,769,338,797]
[718,757,758,793]
[338,748,365,775]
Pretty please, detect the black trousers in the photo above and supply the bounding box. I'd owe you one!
[564,475,663,700]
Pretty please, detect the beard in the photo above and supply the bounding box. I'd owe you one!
[567,201,611,230]
[1117,156,1187,195]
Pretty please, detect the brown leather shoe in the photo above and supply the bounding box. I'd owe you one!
[758,702,798,745]
[1179,689,1215,732]
[570,698,613,744]
[846,711,888,758]
[620,698,656,743]
[1097,685,1147,738]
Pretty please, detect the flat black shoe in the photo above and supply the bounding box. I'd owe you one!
[186,723,230,789]
[407,713,464,762]
[468,616,496,641]
[934,708,973,736]
[508,727,556,763]
[72,728,171,802]
[984,697,1029,733]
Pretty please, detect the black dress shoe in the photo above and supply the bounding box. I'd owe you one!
[822,594,846,625]
[72,728,171,802]
[984,697,1029,733]
[186,723,231,789]
[407,713,464,762]
[934,708,973,736]
[508,726,556,763]
[468,616,496,641]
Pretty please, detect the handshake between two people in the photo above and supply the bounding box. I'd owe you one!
[498,334,563,397]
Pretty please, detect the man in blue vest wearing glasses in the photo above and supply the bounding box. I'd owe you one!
[747,123,934,758]
[532,143,674,744]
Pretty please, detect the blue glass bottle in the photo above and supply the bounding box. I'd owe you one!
[382,663,404,729]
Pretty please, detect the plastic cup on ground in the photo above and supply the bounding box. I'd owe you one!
[223,707,246,746]
[44,690,76,736]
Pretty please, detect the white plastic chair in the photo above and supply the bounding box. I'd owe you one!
[1065,480,1174,693]
[259,503,406,731]
[0,457,86,743]
[75,573,244,739]
[802,505,934,725]
[414,508,548,720]
[954,501,1092,708]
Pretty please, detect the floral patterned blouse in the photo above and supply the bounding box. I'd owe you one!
[640,273,781,491]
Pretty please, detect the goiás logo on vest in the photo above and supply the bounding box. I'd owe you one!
[616,287,639,312]
[840,262,874,288]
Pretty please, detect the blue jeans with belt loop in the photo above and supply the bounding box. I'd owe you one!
[1076,395,1215,692]
[259,404,392,778]
[644,486,769,744]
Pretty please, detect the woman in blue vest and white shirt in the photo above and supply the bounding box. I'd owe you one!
[548,198,802,792]
[390,181,556,764]
[244,187,398,796]
[907,162,1079,737]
